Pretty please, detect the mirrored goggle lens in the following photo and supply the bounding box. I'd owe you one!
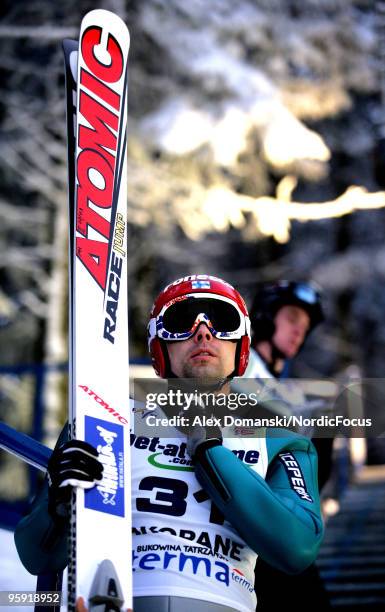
[294,284,319,305]
[162,297,241,334]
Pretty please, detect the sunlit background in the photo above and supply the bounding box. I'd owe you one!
[1,0,385,607]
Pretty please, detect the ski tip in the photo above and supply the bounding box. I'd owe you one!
[88,559,124,610]
[80,9,130,45]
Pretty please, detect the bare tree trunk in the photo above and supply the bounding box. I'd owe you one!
[42,194,68,448]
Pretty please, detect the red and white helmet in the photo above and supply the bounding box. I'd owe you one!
[148,275,251,378]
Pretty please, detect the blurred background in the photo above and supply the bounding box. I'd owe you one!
[0,0,385,608]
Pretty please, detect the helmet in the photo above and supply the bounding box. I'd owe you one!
[148,275,251,378]
[250,280,324,343]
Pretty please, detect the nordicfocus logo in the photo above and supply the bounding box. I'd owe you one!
[130,433,259,471]
[75,22,127,345]
[85,415,125,516]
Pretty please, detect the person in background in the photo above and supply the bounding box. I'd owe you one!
[245,281,323,379]
[246,280,332,611]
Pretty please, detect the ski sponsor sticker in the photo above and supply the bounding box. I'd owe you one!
[74,15,128,346]
[84,415,125,516]
[79,384,129,425]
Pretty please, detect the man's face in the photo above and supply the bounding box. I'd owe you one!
[272,305,310,358]
[166,323,237,379]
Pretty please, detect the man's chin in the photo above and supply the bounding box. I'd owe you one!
[287,346,300,358]
[186,364,225,381]
[278,343,299,359]
[192,375,228,393]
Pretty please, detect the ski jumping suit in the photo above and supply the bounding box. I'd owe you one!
[15,406,323,612]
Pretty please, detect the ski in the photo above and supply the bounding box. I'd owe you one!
[64,10,131,611]
[0,422,51,471]
[62,37,78,429]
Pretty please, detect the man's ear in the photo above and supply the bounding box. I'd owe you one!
[236,336,250,376]
[150,337,166,377]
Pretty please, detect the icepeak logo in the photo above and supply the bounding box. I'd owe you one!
[279,452,313,503]
[85,416,125,516]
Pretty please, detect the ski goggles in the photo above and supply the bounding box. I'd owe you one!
[150,293,250,341]
[290,282,321,306]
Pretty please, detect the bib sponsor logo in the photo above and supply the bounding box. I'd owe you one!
[148,452,194,471]
[231,567,254,593]
[85,415,125,516]
[133,525,243,562]
[133,548,229,586]
[130,433,193,471]
[132,547,254,593]
[130,432,259,471]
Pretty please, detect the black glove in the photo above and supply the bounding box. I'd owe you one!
[186,421,223,461]
[47,440,103,521]
[181,403,223,460]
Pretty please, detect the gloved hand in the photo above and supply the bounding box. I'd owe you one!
[47,440,103,521]
[186,419,223,460]
[182,404,223,460]
[162,380,224,460]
